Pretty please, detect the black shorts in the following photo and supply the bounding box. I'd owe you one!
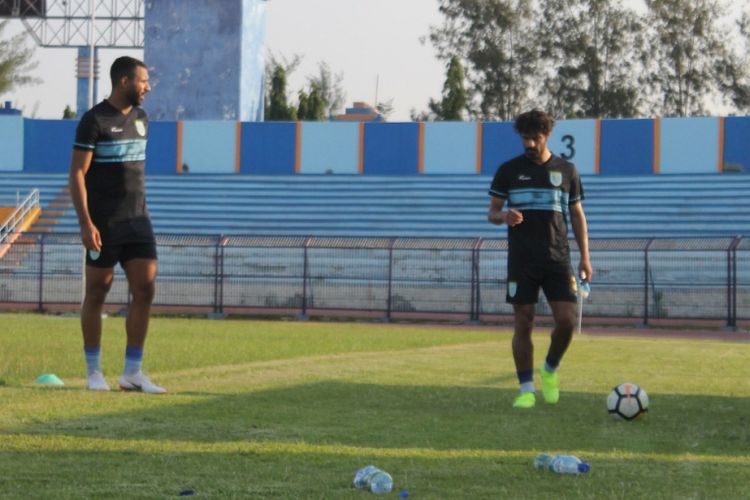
[87,216,157,268]
[506,258,577,304]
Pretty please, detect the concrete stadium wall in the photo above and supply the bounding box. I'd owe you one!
[423,122,478,174]
[143,0,266,121]
[599,118,654,176]
[363,122,419,175]
[239,122,296,175]
[22,119,78,173]
[300,122,359,174]
[0,116,23,171]
[658,117,721,174]
[723,116,750,173]
[181,121,238,173]
[145,121,179,175]
[549,119,598,175]
[3,116,748,176]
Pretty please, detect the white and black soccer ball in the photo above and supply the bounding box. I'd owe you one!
[607,382,649,421]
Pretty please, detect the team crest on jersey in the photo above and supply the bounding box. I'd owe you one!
[134,119,147,137]
[508,281,517,298]
[549,171,562,187]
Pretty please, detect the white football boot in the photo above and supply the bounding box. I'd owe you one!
[86,371,111,391]
[118,371,167,394]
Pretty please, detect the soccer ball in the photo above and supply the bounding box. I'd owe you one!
[607,382,649,421]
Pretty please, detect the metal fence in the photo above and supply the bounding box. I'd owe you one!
[0,233,745,326]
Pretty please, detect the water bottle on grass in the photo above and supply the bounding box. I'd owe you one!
[353,465,394,494]
[534,453,590,475]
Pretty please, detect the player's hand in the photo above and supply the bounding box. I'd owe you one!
[505,209,523,227]
[579,260,592,283]
[80,223,102,252]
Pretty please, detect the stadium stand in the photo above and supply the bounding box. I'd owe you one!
[0,172,748,238]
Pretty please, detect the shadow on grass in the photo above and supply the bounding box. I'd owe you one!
[10,381,750,457]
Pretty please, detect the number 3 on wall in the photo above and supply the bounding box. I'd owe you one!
[560,134,575,160]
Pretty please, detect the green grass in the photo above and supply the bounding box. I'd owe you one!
[1,312,749,499]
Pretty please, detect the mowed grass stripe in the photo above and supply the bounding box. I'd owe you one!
[2,434,749,465]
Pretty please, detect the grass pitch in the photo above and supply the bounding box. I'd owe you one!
[1,312,749,499]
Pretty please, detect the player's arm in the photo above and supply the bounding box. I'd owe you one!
[68,149,101,252]
[569,201,592,282]
[488,197,523,226]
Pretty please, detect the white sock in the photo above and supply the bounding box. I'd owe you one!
[520,382,535,393]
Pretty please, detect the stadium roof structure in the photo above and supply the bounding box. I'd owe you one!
[0,0,143,48]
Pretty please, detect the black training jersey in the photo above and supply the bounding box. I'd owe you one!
[73,100,149,225]
[489,154,584,262]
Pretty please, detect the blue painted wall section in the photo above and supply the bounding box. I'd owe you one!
[599,118,654,176]
[6,117,750,175]
[481,122,522,175]
[423,122,476,174]
[549,119,597,175]
[0,116,24,171]
[300,122,359,174]
[145,121,178,174]
[23,119,79,173]
[659,117,719,174]
[144,0,266,121]
[723,116,750,174]
[240,122,296,175]
[363,123,419,175]
[182,121,237,173]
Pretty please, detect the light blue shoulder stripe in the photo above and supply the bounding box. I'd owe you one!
[94,154,146,163]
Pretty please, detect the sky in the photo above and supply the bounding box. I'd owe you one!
[2,0,446,121]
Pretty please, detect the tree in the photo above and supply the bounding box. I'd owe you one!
[296,89,309,121]
[62,105,76,119]
[714,10,750,113]
[643,0,730,117]
[266,64,296,121]
[537,0,645,118]
[307,62,346,118]
[376,99,394,119]
[428,55,467,120]
[265,54,300,121]
[296,83,326,121]
[429,0,538,121]
[0,20,40,96]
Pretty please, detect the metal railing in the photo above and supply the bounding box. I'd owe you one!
[0,233,745,327]
[0,189,40,246]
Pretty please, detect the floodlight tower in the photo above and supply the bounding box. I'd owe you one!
[2,0,267,121]
[0,0,144,115]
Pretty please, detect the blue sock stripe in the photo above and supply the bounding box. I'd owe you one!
[84,346,101,375]
[517,369,534,384]
[125,346,144,361]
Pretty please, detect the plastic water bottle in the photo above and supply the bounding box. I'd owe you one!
[353,466,394,494]
[579,281,591,299]
[533,453,590,474]
[533,453,555,470]
[353,466,379,489]
[367,470,393,494]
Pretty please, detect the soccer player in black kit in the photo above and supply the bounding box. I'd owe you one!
[69,56,166,393]
[488,110,591,409]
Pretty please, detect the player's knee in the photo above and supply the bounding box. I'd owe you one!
[85,281,112,303]
[556,314,576,333]
[131,281,155,303]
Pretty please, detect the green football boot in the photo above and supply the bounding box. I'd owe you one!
[540,367,560,404]
[512,391,536,409]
